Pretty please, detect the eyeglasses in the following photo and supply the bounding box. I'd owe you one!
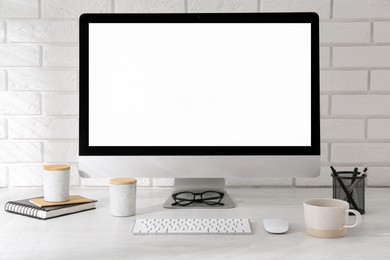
[171,191,225,206]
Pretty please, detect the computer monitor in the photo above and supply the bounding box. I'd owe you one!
[79,13,320,208]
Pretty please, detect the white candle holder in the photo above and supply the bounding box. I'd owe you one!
[109,178,137,217]
[43,165,70,202]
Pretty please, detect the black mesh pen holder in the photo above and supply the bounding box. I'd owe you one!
[331,166,367,215]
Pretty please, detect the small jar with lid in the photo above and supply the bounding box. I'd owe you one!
[109,178,137,217]
[43,164,71,202]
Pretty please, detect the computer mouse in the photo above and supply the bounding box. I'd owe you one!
[263,219,289,234]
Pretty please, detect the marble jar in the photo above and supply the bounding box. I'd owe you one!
[109,178,137,217]
[43,164,70,202]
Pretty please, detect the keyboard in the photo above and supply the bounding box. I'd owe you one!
[132,218,252,235]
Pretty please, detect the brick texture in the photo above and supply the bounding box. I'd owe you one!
[42,93,78,115]
[374,22,390,43]
[8,165,43,186]
[0,70,6,90]
[0,45,40,66]
[0,22,4,42]
[8,70,78,91]
[0,166,8,187]
[320,95,329,116]
[8,21,78,43]
[331,143,390,163]
[43,46,78,67]
[321,143,329,163]
[321,119,365,140]
[320,47,330,68]
[367,167,390,186]
[9,117,78,139]
[320,70,367,92]
[0,118,6,139]
[42,0,111,18]
[262,0,331,19]
[115,0,184,13]
[44,141,78,163]
[0,141,42,163]
[320,22,370,44]
[332,95,390,116]
[0,92,40,115]
[334,0,390,19]
[0,0,39,18]
[333,46,390,67]
[188,0,257,12]
[371,70,390,91]
[368,119,390,139]
[1,0,390,187]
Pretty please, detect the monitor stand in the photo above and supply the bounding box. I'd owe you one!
[163,178,235,209]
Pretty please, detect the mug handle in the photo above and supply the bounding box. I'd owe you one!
[343,209,362,228]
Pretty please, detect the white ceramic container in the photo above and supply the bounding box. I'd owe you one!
[43,165,70,202]
[110,178,137,217]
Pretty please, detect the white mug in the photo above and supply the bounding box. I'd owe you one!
[303,198,361,238]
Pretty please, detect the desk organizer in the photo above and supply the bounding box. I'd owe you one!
[331,166,366,215]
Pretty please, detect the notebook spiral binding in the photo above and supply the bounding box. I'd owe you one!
[4,201,42,219]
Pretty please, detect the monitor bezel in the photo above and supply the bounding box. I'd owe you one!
[79,13,320,156]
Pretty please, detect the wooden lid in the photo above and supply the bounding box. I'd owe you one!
[110,178,137,185]
[43,164,71,171]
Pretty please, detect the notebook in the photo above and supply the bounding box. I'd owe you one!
[4,197,97,220]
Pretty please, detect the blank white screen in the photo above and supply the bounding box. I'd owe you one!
[89,23,311,146]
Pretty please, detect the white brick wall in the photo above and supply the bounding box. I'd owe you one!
[0,22,4,42]
[8,69,78,91]
[371,70,390,91]
[332,95,390,115]
[368,119,390,139]
[0,141,42,162]
[333,46,390,67]
[8,21,79,43]
[44,141,78,163]
[42,45,78,67]
[0,70,6,90]
[374,22,390,43]
[116,0,185,13]
[0,0,389,188]
[41,0,112,18]
[0,45,40,66]
[320,95,329,116]
[262,0,331,19]
[320,70,367,92]
[321,119,365,140]
[0,119,6,139]
[0,92,40,115]
[332,143,390,163]
[9,117,78,139]
[188,0,257,13]
[0,0,39,18]
[320,47,330,68]
[42,93,78,115]
[320,22,370,44]
[0,166,7,187]
[333,0,390,19]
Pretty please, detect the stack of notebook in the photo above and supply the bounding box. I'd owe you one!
[4,195,97,220]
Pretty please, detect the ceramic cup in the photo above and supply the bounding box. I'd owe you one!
[43,164,70,202]
[109,178,137,217]
[303,198,361,238]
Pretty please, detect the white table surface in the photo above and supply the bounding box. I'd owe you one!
[0,187,389,260]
